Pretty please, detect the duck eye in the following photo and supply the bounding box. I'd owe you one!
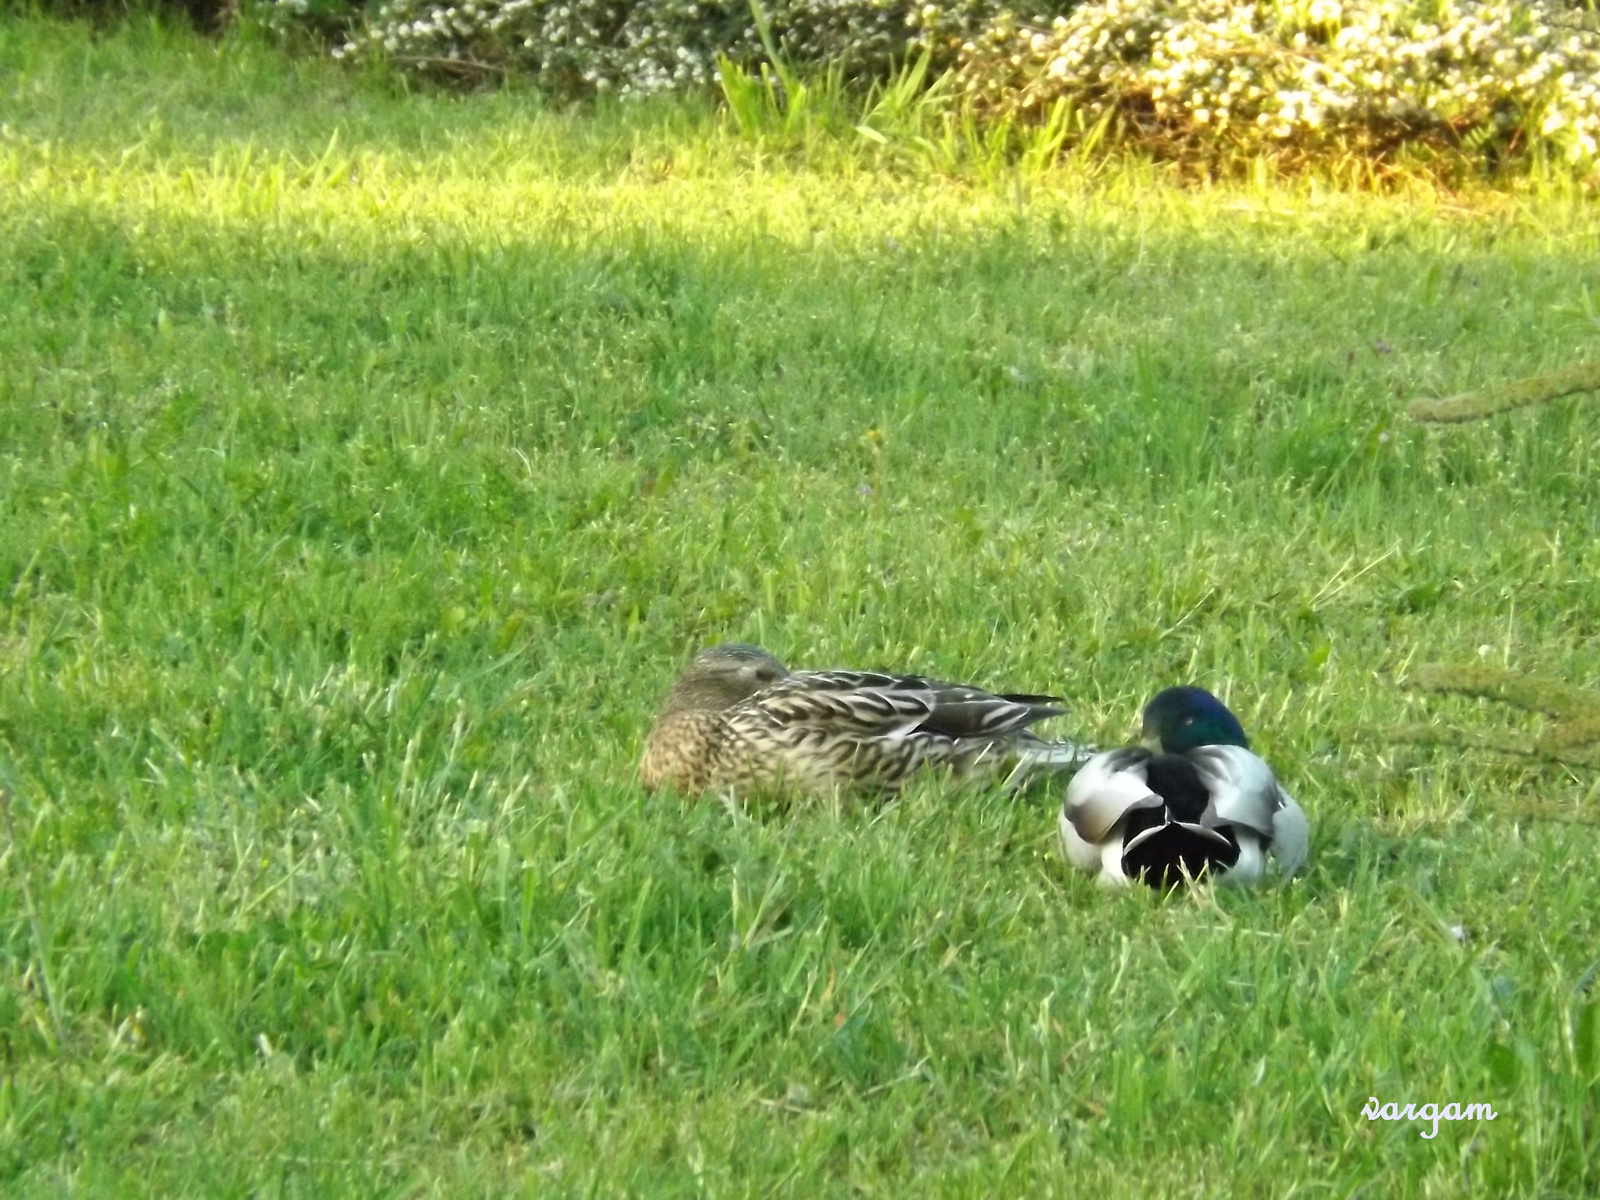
[1181,715,1196,726]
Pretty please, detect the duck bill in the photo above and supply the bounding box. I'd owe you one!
[1139,723,1161,753]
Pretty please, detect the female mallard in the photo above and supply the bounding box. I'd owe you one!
[641,643,1090,797]
[1059,686,1308,888]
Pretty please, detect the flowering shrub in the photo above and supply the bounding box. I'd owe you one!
[324,0,1600,172]
[251,0,370,45]
[332,0,1031,93]
[953,0,1600,168]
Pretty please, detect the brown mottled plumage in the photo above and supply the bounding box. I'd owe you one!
[640,643,1090,797]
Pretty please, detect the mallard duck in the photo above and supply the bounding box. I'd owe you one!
[1059,686,1308,888]
[641,642,1091,797]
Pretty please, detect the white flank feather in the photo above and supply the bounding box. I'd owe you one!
[1216,831,1266,887]
[1267,789,1309,879]
[1188,744,1308,881]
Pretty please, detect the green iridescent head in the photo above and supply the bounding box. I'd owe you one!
[1140,686,1250,754]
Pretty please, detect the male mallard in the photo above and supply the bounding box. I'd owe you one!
[641,643,1090,797]
[1059,686,1308,888]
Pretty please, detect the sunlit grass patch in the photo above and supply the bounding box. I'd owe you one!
[1,13,1599,1198]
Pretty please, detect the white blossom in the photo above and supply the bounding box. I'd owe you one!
[953,0,1600,169]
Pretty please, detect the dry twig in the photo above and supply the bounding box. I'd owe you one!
[1408,361,1600,423]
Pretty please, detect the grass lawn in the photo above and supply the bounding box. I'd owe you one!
[2,14,1599,1197]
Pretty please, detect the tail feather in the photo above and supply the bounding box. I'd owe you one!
[1002,739,1098,791]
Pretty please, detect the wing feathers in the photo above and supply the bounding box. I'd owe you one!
[714,666,1073,794]
[752,671,1062,742]
[1186,745,1281,836]
[1063,749,1163,843]
[1062,743,1307,887]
